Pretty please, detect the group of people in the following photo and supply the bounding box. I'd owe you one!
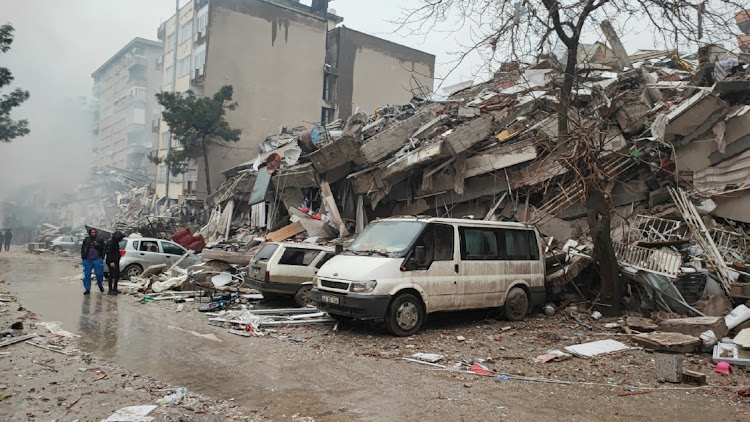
[80,228,125,296]
[0,230,12,252]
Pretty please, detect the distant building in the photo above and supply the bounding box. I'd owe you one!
[324,27,435,120]
[91,37,163,175]
[154,0,435,199]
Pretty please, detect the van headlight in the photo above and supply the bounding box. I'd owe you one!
[313,277,320,287]
[350,280,377,293]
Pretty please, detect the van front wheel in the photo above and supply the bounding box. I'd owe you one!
[504,287,529,321]
[385,293,424,336]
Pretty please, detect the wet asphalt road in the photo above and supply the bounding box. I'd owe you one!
[4,252,748,422]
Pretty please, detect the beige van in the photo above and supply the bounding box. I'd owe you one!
[248,242,335,307]
[311,217,546,336]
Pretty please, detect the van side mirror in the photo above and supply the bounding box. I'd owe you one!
[415,246,427,266]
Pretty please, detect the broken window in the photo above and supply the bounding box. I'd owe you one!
[279,248,319,266]
[253,244,278,262]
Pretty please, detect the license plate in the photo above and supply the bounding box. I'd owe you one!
[252,267,260,275]
[321,294,340,305]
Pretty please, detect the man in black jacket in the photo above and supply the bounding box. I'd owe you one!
[103,231,125,295]
[80,228,105,295]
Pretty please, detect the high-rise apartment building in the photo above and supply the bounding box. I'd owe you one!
[91,38,163,175]
[155,0,435,199]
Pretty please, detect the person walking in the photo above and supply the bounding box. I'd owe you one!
[103,231,125,295]
[3,230,12,252]
[80,228,105,295]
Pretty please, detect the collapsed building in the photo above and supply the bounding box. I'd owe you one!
[194,35,750,316]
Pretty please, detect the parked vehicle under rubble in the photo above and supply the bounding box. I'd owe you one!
[248,242,335,307]
[311,217,546,336]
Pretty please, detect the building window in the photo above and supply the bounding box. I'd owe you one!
[165,65,175,84]
[157,165,167,183]
[180,20,193,44]
[194,49,206,70]
[197,10,208,33]
[166,33,176,52]
[179,57,191,77]
[321,107,335,124]
[323,74,336,102]
[171,135,182,148]
[160,132,171,150]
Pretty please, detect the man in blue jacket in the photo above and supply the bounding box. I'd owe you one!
[80,228,105,295]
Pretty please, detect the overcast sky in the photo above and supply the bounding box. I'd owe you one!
[1,0,671,203]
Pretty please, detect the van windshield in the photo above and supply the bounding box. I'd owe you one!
[348,221,426,256]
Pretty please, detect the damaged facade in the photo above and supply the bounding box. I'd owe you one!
[201,24,750,322]
[154,0,435,199]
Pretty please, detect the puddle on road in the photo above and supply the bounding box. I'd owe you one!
[4,257,363,421]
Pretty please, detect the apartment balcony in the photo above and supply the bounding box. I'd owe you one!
[192,67,205,85]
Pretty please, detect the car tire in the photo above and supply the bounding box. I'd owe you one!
[504,287,529,321]
[123,264,143,281]
[261,292,281,301]
[384,293,424,337]
[294,285,315,308]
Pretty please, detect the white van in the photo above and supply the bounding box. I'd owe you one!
[311,217,546,336]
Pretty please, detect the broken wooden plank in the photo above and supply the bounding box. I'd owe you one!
[320,181,349,237]
[26,341,72,355]
[266,221,306,242]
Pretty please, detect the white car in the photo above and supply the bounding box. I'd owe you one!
[113,237,202,280]
[49,236,80,252]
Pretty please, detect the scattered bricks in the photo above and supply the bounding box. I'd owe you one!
[654,352,683,383]
[682,369,707,385]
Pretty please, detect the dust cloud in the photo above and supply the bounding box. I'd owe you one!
[0,0,176,210]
